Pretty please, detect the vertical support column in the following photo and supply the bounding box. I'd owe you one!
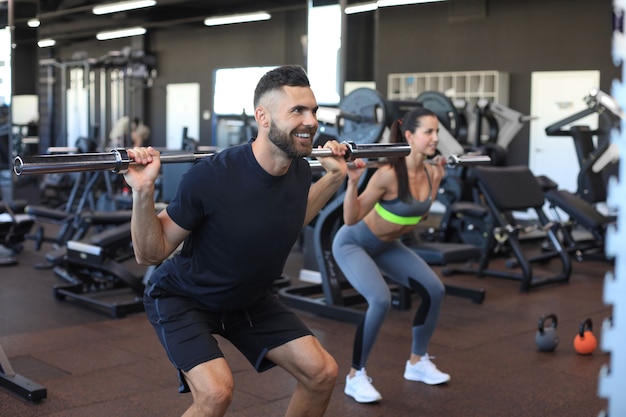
[4,0,15,202]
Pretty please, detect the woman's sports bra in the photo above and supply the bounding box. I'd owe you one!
[374,167,433,225]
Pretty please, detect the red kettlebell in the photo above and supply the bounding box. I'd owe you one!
[573,318,597,355]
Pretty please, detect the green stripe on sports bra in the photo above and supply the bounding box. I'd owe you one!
[374,202,422,226]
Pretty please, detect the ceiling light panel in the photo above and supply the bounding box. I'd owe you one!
[93,0,157,15]
[204,12,271,27]
[96,27,147,40]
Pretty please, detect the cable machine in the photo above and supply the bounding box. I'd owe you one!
[38,47,156,152]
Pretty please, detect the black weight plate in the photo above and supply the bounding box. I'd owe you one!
[417,91,463,138]
[338,88,387,144]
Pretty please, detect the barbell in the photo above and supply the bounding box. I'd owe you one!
[13,141,413,176]
[308,153,492,172]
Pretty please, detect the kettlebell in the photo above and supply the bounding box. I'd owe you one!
[573,318,597,355]
[536,313,559,352]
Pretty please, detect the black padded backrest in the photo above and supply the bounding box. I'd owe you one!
[472,165,546,211]
[545,189,612,230]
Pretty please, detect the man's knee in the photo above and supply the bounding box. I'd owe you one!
[185,364,234,413]
[192,382,234,412]
[309,351,339,391]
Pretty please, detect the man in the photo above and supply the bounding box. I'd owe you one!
[123,65,347,417]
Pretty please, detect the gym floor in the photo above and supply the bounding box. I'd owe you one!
[0,185,613,417]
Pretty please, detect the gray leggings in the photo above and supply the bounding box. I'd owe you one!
[332,220,445,370]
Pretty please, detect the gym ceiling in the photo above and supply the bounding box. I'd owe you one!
[10,0,362,45]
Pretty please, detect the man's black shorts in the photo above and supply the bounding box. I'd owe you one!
[144,283,313,392]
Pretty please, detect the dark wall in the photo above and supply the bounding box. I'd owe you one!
[8,2,38,96]
[13,30,38,96]
[345,12,375,82]
[375,0,618,165]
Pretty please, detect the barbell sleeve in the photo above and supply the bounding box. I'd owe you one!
[310,141,411,160]
[14,141,413,176]
[309,160,383,173]
[310,153,492,173]
[424,154,492,167]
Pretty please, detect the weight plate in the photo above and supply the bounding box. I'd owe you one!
[337,88,387,144]
[417,91,464,139]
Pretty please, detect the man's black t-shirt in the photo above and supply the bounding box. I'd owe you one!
[149,141,311,311]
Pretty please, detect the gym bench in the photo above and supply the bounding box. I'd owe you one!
[536,175,614,263]
[443,165,572,292]
[52,222,146,318]
[0,201,35,266]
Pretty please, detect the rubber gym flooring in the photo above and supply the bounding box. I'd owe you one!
[1,185,613,416]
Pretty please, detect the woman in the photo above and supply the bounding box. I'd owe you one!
[332,107,449,404]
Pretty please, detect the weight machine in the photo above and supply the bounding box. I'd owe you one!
[469,99,535,166]
[38,47,156,152]
[417,92,546,262]
[417,90,534,166]
[536,88,622,263]
[442,165,572,292]
[545,87,622,204]
[472,99,534,150]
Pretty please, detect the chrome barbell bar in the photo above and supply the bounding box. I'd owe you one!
[426,154,492,167]
[308,153,492,173]
[13,142,413,176]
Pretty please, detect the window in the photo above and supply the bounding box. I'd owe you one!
[307,2,341,105]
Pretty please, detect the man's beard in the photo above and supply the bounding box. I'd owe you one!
[268,122,312,158]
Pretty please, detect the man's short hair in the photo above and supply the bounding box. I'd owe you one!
[253,65,311,108]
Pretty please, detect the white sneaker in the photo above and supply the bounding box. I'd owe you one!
[344,368,383,403]
[403,354,450,385]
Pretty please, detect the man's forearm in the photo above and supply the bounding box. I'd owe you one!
[303,170,346,226]
[130,187,166,265]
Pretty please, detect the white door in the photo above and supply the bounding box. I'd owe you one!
[529,70,600,192]
[166,83,200,150]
